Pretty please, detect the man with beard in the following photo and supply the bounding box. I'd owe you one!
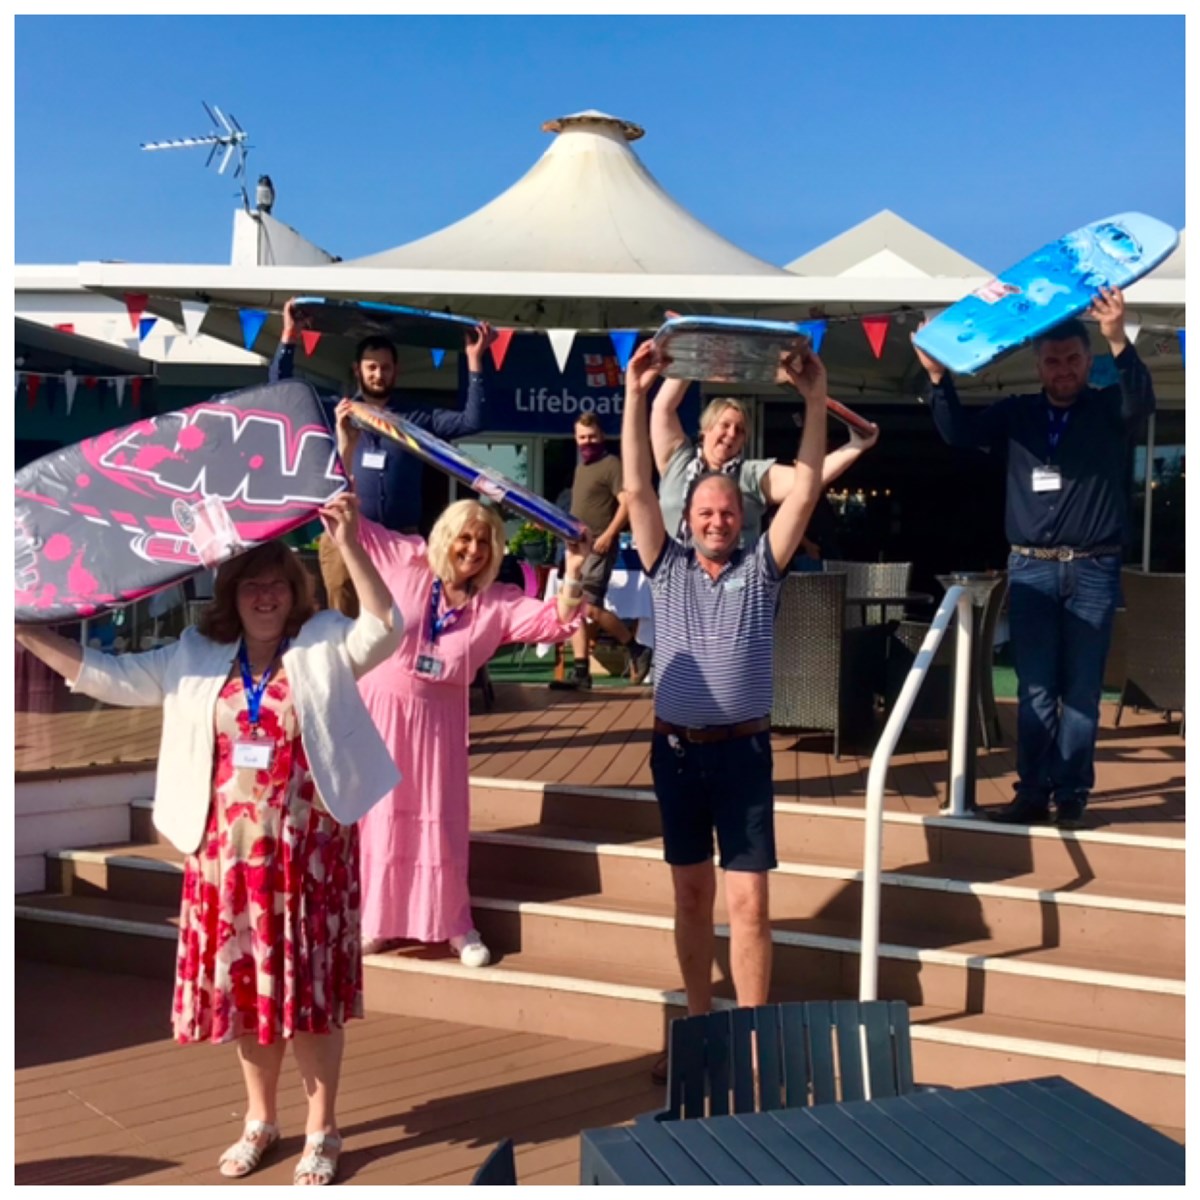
[622,339,829,1085]
[271,298,494,614]
[552,411,652,690]
[913,286,1155,829]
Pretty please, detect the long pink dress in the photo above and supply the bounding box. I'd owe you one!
[357,518,580,944]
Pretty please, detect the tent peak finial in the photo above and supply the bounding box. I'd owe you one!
[541,110,645,142]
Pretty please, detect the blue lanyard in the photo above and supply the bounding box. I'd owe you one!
[1047,405,1071,456]
[428,579,467,645]
[237,638,288,728]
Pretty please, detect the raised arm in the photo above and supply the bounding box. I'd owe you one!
[622,341,668,571]
[761,417,881,504]
[1089,286,1156,423]
[649,374,692,475]
[14,626,83,685]
[269,297,301,384]
[767,350,830,570]
[320,493,395,630]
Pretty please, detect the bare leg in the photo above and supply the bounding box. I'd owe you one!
[292,1028,344,1137]
[588,605,632,645]
[570,622,591,672]
[670,862,717,1014]
[236,1036,286,1126]
[723,870,772,1007]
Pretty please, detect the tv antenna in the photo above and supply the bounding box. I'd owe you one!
[141,102,250,179]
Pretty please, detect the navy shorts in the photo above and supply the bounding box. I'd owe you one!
[650,729,776,872]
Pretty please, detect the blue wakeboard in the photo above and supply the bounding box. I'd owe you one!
[913,213,1178,375]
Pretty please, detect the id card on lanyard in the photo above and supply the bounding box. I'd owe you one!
[233,638,288,769]
[1036,405,1069,493]
[416,579,466,679]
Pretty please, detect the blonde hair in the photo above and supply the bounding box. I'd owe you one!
[698,396,752,438]
[426,499,507,593]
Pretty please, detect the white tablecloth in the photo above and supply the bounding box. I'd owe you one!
[536,566,655,656]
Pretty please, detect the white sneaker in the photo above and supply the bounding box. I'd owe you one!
[449,929,491,968]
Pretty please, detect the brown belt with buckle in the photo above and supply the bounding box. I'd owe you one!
[1011,545,1121,562]
[653,716,771,744]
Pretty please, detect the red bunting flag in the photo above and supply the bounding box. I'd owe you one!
[25,374,41,410]
[123,293,149,332]
[54,323,76,335]
[861,315,890,359]
[84,376,98,389]
[489,328,515,372]
[301,330,322,357]
[131,377,144,408]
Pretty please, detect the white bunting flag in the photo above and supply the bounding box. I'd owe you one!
[1123,318,1141,347]
[179,300,209,340]
[63,370,78,416]
[113,377,127,408]
[161,335,176,359]
[546,329,578,374]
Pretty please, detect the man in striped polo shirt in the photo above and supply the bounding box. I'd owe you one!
[622,339,830,1083]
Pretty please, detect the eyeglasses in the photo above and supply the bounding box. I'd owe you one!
[239,579,291,598]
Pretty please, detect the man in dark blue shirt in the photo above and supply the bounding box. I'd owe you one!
[271,298,493,614]
[914,286,1155,828]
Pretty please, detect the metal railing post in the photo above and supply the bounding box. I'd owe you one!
[859,586,966,1002]
[946,590,974,817]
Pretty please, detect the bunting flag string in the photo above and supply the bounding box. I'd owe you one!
[113,377,127,408]
[430,348,446,369]
[64,370,78,416]
[131,377,144,408]
[238,308,269,351]
[546,329,577,373]
[489,328,515,372]
[138,316,158,342]
[179,299,208,340]
[1123,318,1141,347]
[25,374,41,410]
[14,369,155,383]
[54,323,76,335]
[861,315,890,359]
[123,293,149,332]
[797,320,827,354]
[300,329,322,357]
[1179,330,1186,363]
[608,330,638,371]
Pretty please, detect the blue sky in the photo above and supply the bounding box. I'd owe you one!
[15,15,1186,272]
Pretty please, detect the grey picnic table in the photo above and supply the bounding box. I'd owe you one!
[579,1076,1184,1185]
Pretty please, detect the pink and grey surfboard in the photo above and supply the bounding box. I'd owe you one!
[15,380,346,624]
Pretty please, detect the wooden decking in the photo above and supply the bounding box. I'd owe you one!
[18,683,1184,837]
[15,960,663,1186]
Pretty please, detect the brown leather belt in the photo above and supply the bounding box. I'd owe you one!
[1011,545,1121,562]
[653,716,771,744]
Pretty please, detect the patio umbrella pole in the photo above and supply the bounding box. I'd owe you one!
[1142,412,1156,572]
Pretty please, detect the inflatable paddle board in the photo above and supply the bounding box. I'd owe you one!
[292,297,481,350]
[653,315,874,434]
[913,212,1178,375]
[15,380,346,624]
[346,404,587,543]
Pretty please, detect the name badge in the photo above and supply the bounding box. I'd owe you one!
[415,654,445,679]
[233,739,273,769]
[724,577,747,593]
[362,451,387,470]
[1032,466,1063,493]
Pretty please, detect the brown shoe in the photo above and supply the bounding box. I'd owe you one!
[650,1052,669,1087]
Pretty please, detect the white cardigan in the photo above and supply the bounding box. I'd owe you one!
[70,606,403,854]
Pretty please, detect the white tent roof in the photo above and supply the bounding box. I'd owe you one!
[342,110,789,277]
[786,209,990,278]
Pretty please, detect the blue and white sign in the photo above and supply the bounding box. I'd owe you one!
[469,333,699,437]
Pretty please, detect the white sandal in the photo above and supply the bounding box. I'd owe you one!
[295,1131,342,1186]
[218,1119,280,1178]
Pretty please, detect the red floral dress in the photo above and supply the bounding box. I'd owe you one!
[171,666,363,1044]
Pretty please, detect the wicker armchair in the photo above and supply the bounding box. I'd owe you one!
[824,560,913,628]
[772,571,864,758]
[1115,568,1185,734]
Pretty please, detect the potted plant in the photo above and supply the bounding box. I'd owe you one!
[508,521,555,565]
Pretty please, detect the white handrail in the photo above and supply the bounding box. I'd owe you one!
[859,586,973,1003]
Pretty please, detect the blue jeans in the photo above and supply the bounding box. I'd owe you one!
[1007,551,1121,806]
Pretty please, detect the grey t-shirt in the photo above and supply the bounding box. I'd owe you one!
[658,443,774,549]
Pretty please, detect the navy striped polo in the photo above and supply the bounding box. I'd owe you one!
[647,535,784,727]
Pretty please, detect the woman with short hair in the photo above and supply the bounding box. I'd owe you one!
[354,498,591,968]
[15,493,398,1185]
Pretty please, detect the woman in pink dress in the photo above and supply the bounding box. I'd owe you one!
[356,499,590,966]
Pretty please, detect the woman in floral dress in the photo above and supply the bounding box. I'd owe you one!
[354,499,590,967]
[16,494,399,1185]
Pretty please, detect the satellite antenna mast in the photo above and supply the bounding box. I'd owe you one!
[141,102,251,186]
